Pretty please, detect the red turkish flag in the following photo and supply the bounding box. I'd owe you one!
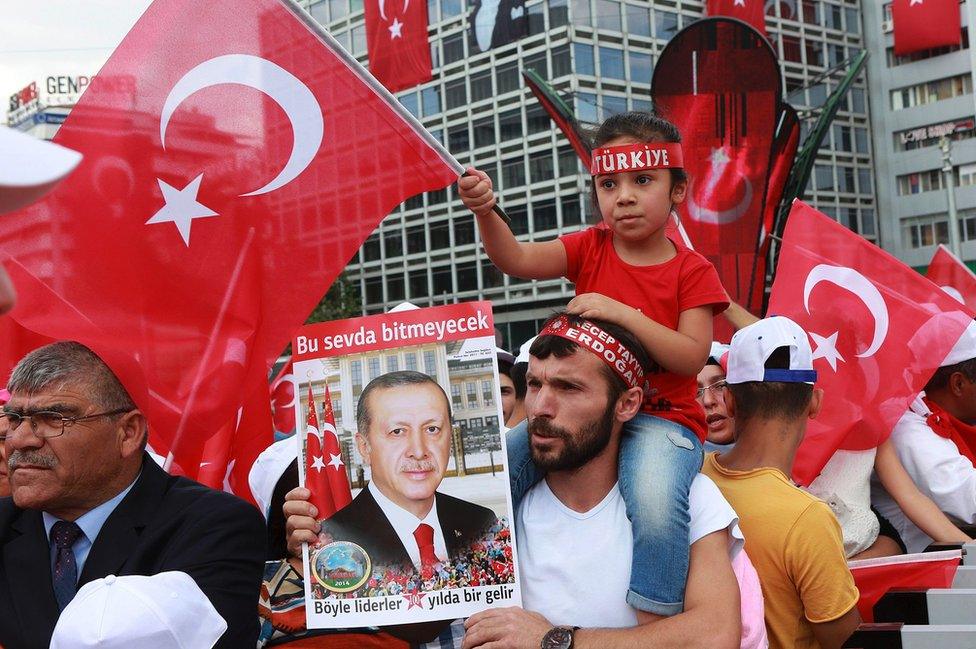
[927,244,976,313]
[270,357,297,436]
[893,0,960,56]
[768,201,974,485]
[0,0,460,483]
[303,382,351,518]
[706,0,767,37]
[849,550,960,622]
[319,382,352,513]
[365,0,433,92]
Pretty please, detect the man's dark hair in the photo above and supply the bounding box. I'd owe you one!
[728,347,814,423]
[356,370,452,435]
[498,359,514,379]
[925,357,976,393]
[587,111,688,220]
[529,313,651,403]
[510,362,528,400]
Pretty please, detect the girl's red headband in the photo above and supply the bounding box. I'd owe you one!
[590,142,684,176]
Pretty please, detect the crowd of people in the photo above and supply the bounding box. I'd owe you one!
[307,520,516,600]
[1,109,975,649]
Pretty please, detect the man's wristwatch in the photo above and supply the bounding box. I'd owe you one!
[541,625,579,649]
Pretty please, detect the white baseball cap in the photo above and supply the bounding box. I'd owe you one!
[708,342,730,364]
[515,336,537,365]
[941,319,976,367]
[0,127,82,214]
[727,316,817,385]
[248,437,298,519]
[50,572,226,649]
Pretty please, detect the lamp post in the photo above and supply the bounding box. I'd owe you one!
[941,136,962,259]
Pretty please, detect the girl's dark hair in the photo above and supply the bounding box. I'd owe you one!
[591,111,688,185]
[587,111,688,220]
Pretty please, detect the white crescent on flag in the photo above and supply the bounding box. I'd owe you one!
[159,54,324,197]
[684,147,754,225]
[803,264,890,362]
[940,284,965,304]
[149,54,326,245]
[378,0,410,21]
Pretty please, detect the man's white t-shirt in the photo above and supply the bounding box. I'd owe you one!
[516,474,744,628]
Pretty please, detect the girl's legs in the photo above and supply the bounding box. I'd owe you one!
[617,413,703,616]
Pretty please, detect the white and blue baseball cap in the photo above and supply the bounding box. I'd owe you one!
[727,316,817,385]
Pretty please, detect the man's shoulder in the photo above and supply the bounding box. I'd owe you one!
[704,456,822,521]
[890,401,937,442]
[321,489,377,529]
[435,490,497,521]
[0,498,28,536]
[138,462,263,531]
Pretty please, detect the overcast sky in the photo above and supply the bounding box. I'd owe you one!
[0,0,152,119]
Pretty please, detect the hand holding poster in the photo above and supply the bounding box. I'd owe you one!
[292,302,520,628]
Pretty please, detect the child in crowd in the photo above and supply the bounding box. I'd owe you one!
[458,111,729,618]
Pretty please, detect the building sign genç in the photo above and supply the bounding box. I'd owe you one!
[7,75,136,127]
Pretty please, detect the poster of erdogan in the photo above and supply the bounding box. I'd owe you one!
[292,301,520,628]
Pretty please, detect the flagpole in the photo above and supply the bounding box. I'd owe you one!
[163,227,257,473]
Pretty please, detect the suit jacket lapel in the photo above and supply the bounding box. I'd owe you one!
[359,489,414,568]
[5,509,60,643]
[79,454,164,586]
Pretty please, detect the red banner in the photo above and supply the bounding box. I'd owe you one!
[364,0,433,91]
[769,201,973,484]
[0,0,460,488]
[653,18,781,337]
[849,550,960,622]
[892,0,960,56]
[926,244,976,313]
[294,302,494,360]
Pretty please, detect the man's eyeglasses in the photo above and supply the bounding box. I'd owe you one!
[695,380,727,400]
[0,409,131,440]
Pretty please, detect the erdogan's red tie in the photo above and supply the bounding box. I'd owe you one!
[413,523,438,568]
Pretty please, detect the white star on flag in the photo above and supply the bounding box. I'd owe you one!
[709,147,731,167]
[810,331,845,371]
[310,455,326,473]
[389,17,403,38]
[734,0,745,6]
[328,453,344,470]
[145,174,218,246]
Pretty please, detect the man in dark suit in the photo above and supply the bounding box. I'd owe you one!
[0,341,265,649]
[319,371,496,572]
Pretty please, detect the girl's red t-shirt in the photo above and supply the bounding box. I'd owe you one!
[560,226,729,441]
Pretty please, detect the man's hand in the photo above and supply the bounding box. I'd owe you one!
[284,487,321,559]
[458,167,497,218]
[462,607,552,649]
[567,293,638,326]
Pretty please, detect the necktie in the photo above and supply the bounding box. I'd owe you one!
[50,520,83,610]
[413,523,438,568]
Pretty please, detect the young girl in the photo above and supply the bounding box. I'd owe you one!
[459,112,729,618]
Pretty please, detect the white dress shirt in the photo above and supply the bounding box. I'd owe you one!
[871,394,976,553]
[368,481,449,569]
